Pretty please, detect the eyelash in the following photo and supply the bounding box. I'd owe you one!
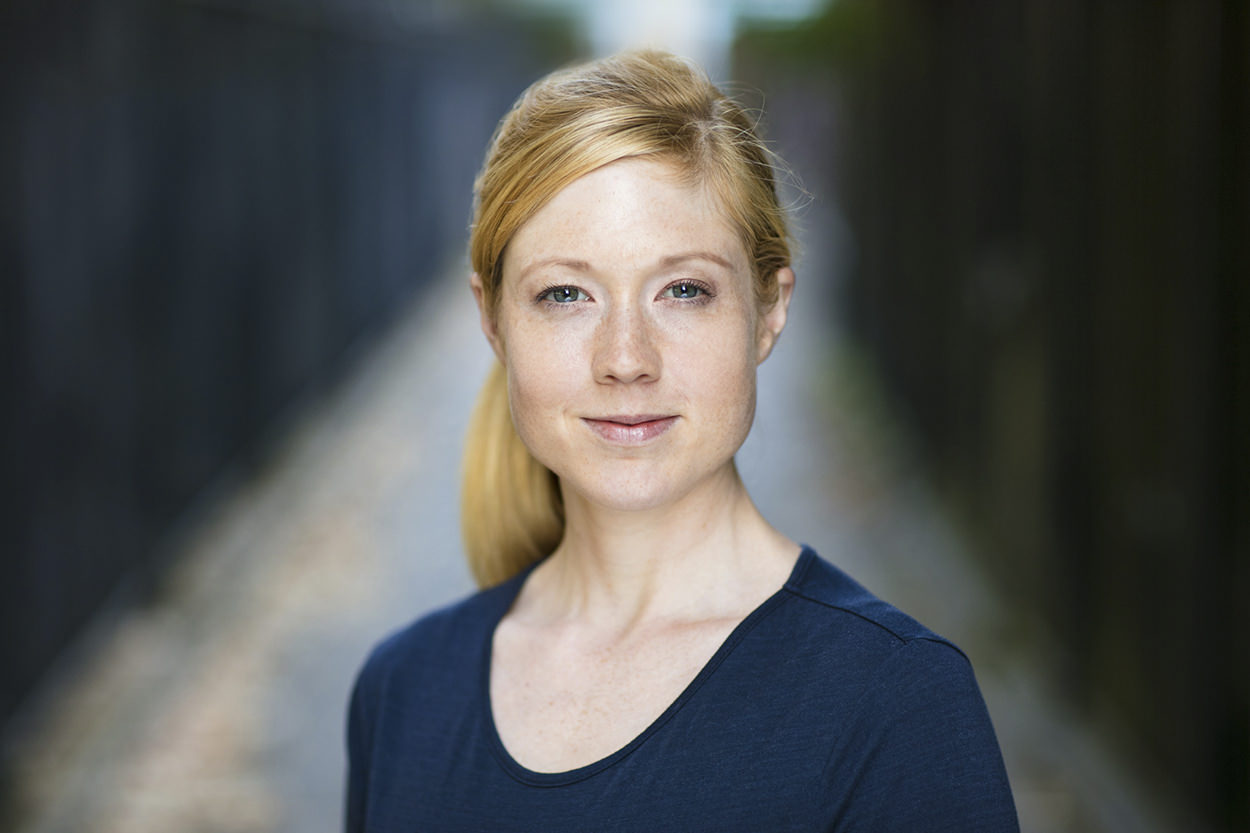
[534,280,715,306]
[660,279,713,302]
[535,285,589,305]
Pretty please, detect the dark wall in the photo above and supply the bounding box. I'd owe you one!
[739,1,1248,829]
[0,0,570,728]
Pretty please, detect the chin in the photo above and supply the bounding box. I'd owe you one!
[557,460,731,515]
[581,486,681,514]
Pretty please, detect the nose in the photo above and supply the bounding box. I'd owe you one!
[592,305,661,385]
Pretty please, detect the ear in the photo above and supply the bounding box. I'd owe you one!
[470,272,505,362]
[756,266,795,364]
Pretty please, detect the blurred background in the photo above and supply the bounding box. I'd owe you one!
[1,0,1246,831]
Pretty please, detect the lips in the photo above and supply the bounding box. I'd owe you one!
[582,415,678,445]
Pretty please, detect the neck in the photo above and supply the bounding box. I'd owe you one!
[522,464,797,631]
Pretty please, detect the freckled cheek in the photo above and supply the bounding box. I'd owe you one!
[500,323,587,445]
[676,328,759,428]
[708,363,759,432]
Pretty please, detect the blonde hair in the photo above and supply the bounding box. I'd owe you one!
[462,50,792,587]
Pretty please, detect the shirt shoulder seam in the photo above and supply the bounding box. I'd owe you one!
[780,585,970,662]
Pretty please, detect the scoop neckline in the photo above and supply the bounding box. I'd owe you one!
[479,546,815,787]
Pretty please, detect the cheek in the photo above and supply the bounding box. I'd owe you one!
[499,321,583,448]
[507,363,560,429]
[676,316,760,425]
[709,357,759,432]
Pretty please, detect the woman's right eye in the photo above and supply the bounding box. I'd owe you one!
[538,285,589,304]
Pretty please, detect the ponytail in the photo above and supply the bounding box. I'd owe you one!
[461,361,564,587]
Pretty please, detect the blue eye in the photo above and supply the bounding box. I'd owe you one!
[663,281,708,300]
[539,285,588,304]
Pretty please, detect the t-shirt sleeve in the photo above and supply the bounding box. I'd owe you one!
[821,637,1019,832]
[344,655,380,833]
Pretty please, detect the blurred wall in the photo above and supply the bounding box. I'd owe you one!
[738,1,1248,829]
[0,0,571,730]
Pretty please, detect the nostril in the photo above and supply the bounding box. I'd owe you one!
[593,323,660,384]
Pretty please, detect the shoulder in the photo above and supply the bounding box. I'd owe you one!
[350,572,523,709]
[779,547,970,667]
[768,549,992,740]
[777,551,1017,829]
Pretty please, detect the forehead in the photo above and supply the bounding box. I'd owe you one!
[502,157,748,280]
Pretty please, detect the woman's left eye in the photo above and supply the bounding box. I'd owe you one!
[661,281,708,300]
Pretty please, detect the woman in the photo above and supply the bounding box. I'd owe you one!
[346,50,1018,831]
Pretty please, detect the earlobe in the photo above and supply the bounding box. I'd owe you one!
[470,272,506,361]
[757,267,796,364]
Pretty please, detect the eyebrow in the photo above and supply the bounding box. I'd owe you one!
[517,251,735,282]
[659,251,736,271]
[516,257,592,283]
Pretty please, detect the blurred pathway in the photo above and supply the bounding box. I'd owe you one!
[3,256,1175,832]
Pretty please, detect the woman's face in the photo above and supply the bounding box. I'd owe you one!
[473,156,792,513]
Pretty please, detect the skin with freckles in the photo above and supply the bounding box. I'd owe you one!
[486,157,768,514]
[470,156,797,773]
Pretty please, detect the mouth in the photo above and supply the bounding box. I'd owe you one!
[582,415,679,445]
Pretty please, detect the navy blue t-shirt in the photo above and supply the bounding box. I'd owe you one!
[345,547,1019,831]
